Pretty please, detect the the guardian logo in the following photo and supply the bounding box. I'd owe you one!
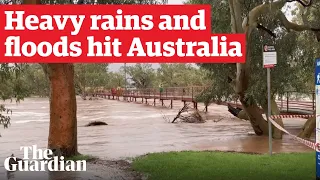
[3,145,86,172]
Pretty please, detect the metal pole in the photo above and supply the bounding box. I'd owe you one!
[267,68,272,156]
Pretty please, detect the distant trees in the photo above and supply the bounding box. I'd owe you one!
[120,63,209,89]
[0,63,28,135]
[74,64,109,94]
[156,64,208,87]
[3,63,209,98]
[123,64,156,89]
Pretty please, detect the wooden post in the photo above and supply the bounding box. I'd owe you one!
[313,92,315,111]
[192,87,194,101]
[286,92,289,112]
[170,100,173,109]
[166,89,168,98]
[280,94,283,111]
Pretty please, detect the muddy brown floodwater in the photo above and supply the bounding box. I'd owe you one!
[0,97,315,180]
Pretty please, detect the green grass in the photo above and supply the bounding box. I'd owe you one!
[132,151,315,180]
[66,154,96,161]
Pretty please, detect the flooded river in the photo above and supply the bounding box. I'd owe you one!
[0,97,314,168]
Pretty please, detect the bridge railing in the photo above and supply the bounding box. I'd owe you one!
[121,86,208,100]
[91,87,315,113]
[278,91,315,113]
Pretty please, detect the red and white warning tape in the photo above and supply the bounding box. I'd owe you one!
[270,114,314,119]
[268,115,319,151]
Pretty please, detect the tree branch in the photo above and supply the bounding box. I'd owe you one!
[248,0,286,28]
[278,11,320,41]
[286,0,313,7]
[257,24,276,38]
[244,0,319,41]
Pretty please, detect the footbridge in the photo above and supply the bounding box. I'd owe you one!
[87,86,315,117]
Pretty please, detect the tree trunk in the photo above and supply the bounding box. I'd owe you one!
[235,97,284,139]
[47,64,78,157]
[228,0,282,138]
[239,97,268,136]
[237,110,249,120]
[23,0,78,157]
[261,98,284,139]
[298,115,316,139]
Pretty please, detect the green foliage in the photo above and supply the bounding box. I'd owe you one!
[124,64,156,89]
[19,64,50,97]
[74,64,109,94]
[187,0,320,106]
[291,2,320,90]
[132,151,315,180]
[0,105,12,131]
[156,64,209,88]
[119,63,208,89]
[0,63,30,133]
[106,71,125,88]
[0,64,31,101]
[1,63,209,99]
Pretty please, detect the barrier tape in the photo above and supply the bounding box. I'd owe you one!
[268,114,320,151]
[271,114,314,119]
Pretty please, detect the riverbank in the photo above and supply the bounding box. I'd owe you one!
[0,157,144,180]
[1,151,314,180]
[132,151,315,180]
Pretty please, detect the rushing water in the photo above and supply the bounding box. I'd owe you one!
[0,97,314,162]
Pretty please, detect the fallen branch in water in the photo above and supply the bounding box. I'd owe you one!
[171,103,190,123]
[172,104,205,123]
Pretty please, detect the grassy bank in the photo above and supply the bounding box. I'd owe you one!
[132,151,315,180]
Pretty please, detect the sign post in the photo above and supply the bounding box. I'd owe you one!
[315,58,320,180]
[263,45,277,156]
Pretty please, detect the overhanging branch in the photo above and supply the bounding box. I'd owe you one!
[286,0,313,7]
[243,0,319,41]
[278,11,320,41]
[257,24,276,38]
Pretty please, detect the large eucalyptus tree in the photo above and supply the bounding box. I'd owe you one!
[188,0,320,139]
[18,0,168,157]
